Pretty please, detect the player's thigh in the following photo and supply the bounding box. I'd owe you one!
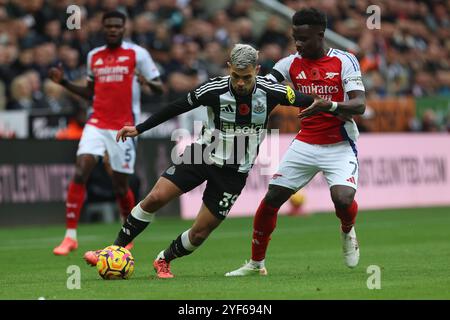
[76,124,106,158]
[202,166,248,220]
[161,161,207,194]
[321,142,359,190]
[105,130,136,175]
[269,140,320,192]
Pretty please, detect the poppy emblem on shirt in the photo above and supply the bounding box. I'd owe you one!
[310,68,321,80]
[106,55,115,64]
[238,104,250,115]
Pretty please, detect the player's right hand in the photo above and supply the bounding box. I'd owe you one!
[48,63,64,84]
[116,126,139,142]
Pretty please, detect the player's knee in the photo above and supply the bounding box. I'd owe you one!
[264,187,291,208]
[112,185,128,198]
[332,193,354,209]
[73,168,88,185]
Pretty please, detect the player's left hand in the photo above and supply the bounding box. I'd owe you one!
[116,126,139,142]
[137,74,147,86]
[298,93,332,119]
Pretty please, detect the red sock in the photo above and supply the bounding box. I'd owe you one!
[335,200,358,233]
[116,188,135,220]
[65,181,86,229]
[251,199,279,261]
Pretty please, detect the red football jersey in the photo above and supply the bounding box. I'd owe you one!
[267,48,365,145]
[86,42,160,130]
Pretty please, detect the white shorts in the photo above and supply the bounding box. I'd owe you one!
[76,124,136,174]
[270,139,358,191]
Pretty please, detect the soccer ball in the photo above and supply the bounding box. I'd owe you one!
[96,245,135,280]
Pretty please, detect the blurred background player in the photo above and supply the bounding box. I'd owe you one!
[49,11,163,256]
[84,44,332,278]
[226,7,366,276]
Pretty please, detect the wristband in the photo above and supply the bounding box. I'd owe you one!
[329,101,338,112]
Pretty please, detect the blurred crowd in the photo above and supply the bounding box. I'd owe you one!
[0,0,449,133]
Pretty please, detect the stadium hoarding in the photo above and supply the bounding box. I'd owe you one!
[0,138,176,226]
[180,133,450,219]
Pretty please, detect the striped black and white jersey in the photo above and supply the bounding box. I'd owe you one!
[136,75,313,173]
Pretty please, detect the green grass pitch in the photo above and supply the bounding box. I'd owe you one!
[1,207,449,300]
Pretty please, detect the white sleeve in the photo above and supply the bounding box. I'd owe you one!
[86,50,95,82]
[270,55,296,83]
[135,46,161,81]
[341,52,365,92]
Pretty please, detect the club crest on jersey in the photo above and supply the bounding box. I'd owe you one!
[286,86,296,104]
[253,103,265,114]
[325,72,339,79]
[238,104,250,115]
[117,56,130,62]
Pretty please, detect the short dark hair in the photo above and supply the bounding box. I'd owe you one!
[292,8,327,29]
[102,11,126,24]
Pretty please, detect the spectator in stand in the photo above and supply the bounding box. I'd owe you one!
[7,75,38,110]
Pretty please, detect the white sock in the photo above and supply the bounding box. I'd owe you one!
[181,229,198,251]
[65,229,77,240]
[156,250,165,260]
[131,201,155,222]
[250,259,265,269]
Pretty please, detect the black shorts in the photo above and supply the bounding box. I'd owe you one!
[161,147,248,220]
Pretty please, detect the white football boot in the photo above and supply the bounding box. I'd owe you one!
[341,226,360,268]
[225,260,268,277]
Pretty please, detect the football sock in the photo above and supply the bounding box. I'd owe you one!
[65,228,77,240]
[116,188,135,220]
[335,200,358,233]
[114,202,154,247]
[250,259,265,269]
[65,181,86,232]
[251,199,279,262]
[163,229,198,262]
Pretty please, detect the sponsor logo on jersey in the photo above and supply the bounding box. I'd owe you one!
[221,122,263,134]
[94,66,130,83]
[238,104,250,115]
[94,58,104,66]
[295,71,307,80]
[253,103,265,114]
[324,72,339,79]
[286,86,296,104]
[296,83,340,101]
[220,104,234,113]
[344,76,363,87]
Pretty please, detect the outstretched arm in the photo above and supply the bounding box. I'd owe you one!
[116,96,197,142]
[48,64,94,100]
